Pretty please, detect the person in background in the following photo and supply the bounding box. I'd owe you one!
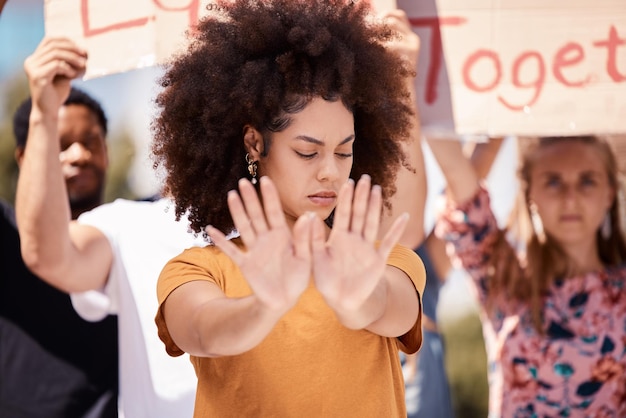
[15,37,208,417]
[428,136,626,417]
[1,88,118,417]
[402,137,503,418]
[402,230,455,418]
[152,1,426,416]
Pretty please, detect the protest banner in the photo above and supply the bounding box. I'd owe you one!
[399,0,626,137]
[45,0,626,136]
[369,0,396,13]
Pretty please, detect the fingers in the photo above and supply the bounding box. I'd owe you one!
[226,189,256,248]
[378,212,409,259]
[259,177,288,230]
[227,177,289,248]
[363,184,383,243]
[292,212,314,261]
[205,225,245,265]
[378,10,420,71]
[332,178,354,231]
[310,214,327,254]
[238,178,268,235]
[350,174,371,236]
[26,37,87,82]
[24,37,88,113]
[332,175,382,242]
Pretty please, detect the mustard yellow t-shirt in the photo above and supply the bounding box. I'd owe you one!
[156,240,425,417]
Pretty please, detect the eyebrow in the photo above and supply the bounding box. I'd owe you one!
[538,170,603,178]
[294,134,355,146]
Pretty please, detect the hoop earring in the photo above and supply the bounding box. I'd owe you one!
[529,202,546,244]
[601,213,611,240]
[245,153,258,185]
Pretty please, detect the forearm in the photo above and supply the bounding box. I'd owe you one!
[379,10,425,248]
[331,270,419,337]
[16,108,74,279]
[469,137,504,180]
[426,138,480,204]
[182,293,286,357]
[387,80,426,249]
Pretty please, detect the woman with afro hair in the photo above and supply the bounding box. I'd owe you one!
[153,1,426,416]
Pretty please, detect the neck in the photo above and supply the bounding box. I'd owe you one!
[561,240,604,275]
[70,200,102,220]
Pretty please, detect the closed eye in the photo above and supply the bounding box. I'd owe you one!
[296,151,316,160]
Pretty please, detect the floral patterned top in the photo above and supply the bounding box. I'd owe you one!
[437,187,626,418]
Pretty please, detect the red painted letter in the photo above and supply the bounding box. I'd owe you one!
[593,25,626,82]
[553,42,589,87]
[81,0,150,37]
[498,51,545,111]
[409,16,467,104]
[462,49,501,92]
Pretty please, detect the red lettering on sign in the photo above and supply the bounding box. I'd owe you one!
[593,25,626,82]
[498,51,545,111]
[81,0,200,38]
[462,49,501,92]
[81,0,150,37]
[553,42,589,87]
[409,16,467,104]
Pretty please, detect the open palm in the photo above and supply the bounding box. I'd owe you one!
[312,175,408,312]
[207,177,312,313]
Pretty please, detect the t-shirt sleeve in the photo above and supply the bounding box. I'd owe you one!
[70,201,128,321]
[386,245,426,354]
[155,246,220,357]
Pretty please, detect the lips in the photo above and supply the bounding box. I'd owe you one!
[64,166,99,191]
[308,191,337,206]
[560,214,582,222]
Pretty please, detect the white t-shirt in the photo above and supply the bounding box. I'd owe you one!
[72,198,208,418]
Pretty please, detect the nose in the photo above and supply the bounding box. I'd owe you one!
[60,142,91,165]
[317,155,340,182]
[560,184,578,207]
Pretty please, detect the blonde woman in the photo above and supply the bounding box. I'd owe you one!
[428,137,626,417]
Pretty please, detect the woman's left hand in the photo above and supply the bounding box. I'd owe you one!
[311,175,409,316]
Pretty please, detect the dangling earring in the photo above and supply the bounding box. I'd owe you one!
[529,202,546,244]
[245,153,258,185]
[601,213,611,240]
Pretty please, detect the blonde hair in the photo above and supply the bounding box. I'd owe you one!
[487,136,626,331]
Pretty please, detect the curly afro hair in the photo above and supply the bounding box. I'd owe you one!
[152,0,416,234]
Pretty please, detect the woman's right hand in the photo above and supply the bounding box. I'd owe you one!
[206,177,313,314]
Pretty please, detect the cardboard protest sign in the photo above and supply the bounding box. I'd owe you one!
[399,0,626,137]
[45,0,626,136]
[44,0,212,78]
[369,0,397,13]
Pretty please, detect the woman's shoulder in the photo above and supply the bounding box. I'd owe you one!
[174,238,243,266]
[388,244,426,295]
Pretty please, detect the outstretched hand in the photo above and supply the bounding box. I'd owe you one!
[206,177,313,314]
[311,175,409,313]
[208,175,409,321]
[24,37,87,116]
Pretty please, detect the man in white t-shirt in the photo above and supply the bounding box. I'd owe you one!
[74,198,206,417]
[16,37,206,417]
